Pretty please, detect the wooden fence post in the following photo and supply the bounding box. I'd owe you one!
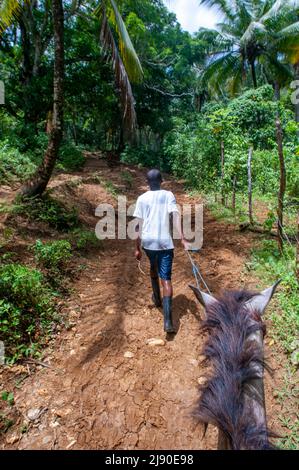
[247,147,254,226]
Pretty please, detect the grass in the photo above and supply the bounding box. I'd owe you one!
[102,180,120,198]
[274,366,299,450]
[247,241,298,354]
[12,194,79,232]
[203,193,248,225]
[120,170,133,189]
[248,241,299,449]
[203,191,297,234]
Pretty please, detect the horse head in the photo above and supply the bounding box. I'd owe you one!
[189,281,281,450]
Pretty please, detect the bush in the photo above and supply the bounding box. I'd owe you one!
[0,263,56,361]
[14,195,79,231]
[121,145,165,170]
[70,228,100,251]
[57,143,85,171]
[34,239,72,271]
[120,170,134,189]
[0,141,38,184]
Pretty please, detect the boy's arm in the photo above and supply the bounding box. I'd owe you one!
[133,198,143,260]
[173,211,189,250]
[168,192,189,250]
[135,219,142,260]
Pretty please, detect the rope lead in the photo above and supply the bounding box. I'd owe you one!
[186,250,212,295]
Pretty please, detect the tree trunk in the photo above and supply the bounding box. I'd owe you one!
[274,82,286,254]
[118,126,125,153]
[296,211,299,282]
[19,0,64,198]
[220,140,225,205]
[232,175,237,215]
[275,117,286,254]
[19,17,34,128]
[294,62,299,137]
[247,147,254,225]
[250,60,257,89]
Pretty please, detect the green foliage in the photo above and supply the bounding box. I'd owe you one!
[57,143,85,171]
[14,195,79,231]
[120,170,134,189]
[226,86,278,149]
[1,391,14,406]
[34,239,72,271]
[0,141,38,184]
[164,85,298,197]
[70,228,100,251]
[249,240,299,354]
[0,415,14,433]
[102,180,120,198]
[0,263,56,361]
[121,145,164,170]
[263,210,276,232]
[164,116,222,190]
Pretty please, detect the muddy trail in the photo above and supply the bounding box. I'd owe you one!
[1,154,284,450]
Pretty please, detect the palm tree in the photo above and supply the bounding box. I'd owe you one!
[200,1,299,253]
[95,0,143,139]
[198,0,299,95]
[0,0,21,33]
[8,0,142,197]
[273,12,299,121]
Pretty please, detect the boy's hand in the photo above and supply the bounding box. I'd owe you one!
[181,238,190,251]
[135,248,142,261]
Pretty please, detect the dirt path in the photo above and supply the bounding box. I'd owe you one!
[2,155,283,449]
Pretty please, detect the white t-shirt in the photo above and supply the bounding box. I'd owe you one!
[133,189,179,250]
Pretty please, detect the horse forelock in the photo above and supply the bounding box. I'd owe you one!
[202,290,264,328]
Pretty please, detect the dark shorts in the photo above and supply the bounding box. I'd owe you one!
[144,248,174,281]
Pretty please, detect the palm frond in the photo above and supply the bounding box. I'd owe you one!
[200,0,236,22]
[278,20,299,37]
[197,27,235,51]
[227,63,244,95]
[260,0,284,22]
[201,51,240,86]
[0,0,21,33]
[262,52,294,84]
[260,0,299,24]
[240,21,267,46]
[100,7,137,137]
[274,20,299,63]
[106,0,143,83]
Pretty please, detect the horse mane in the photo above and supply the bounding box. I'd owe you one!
[195,290,276,450]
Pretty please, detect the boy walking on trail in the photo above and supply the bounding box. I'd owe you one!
[133,169,188,333]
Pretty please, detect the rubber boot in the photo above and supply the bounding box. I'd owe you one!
[163,296,175,333]
[151,277,162,307]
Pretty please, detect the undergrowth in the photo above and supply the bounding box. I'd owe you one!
[0,263,58,363]
[12,195,79,231]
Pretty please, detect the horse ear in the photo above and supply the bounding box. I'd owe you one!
[189,284,218,309]
[245,280,281,315]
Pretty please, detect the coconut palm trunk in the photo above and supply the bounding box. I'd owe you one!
[295,62,299,128]
[296,211,299,282]
[250,60,258,88]
[274,82,286,254]
[19,0,64,198]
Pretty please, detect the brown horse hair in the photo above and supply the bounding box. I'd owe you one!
[195,290,277,450]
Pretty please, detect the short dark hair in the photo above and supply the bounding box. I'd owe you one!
[146,169,162,186]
